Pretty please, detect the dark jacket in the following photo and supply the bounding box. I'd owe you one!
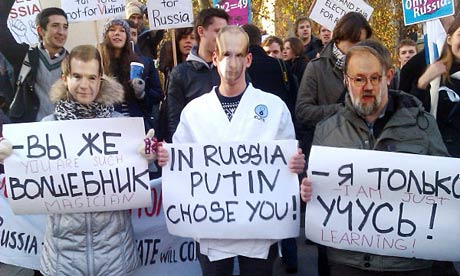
[247,45,297,114]
[304,36,322,60]
[137,29,164,60]
[296,42,345,129]
[165,46,220,142]
[0,52,15,111]
[314,90,448,271]
[410,63,460,157]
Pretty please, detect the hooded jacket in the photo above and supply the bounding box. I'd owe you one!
[165,46,220,142]
[313,90,448,271]
[40,76,140,276]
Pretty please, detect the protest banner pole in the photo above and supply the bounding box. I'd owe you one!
[94,21,100,46]
[171,29,177,67]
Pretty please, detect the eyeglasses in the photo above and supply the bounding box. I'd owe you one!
[346,74,383,87]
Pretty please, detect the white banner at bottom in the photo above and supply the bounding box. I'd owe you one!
[0,178,201,275]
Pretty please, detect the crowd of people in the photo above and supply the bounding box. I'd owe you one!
[0,0,459,275]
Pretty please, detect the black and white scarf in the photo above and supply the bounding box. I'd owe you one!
[54,99,114,120]
[332,43,345,70]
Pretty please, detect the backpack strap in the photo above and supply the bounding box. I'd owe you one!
[276,58,290,91]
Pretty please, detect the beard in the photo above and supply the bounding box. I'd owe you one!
[351,90,382,117]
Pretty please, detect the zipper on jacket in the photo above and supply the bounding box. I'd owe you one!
[86,213,95,276]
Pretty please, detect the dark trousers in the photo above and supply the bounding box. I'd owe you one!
[329,264,431,276]
[197,243,277,276]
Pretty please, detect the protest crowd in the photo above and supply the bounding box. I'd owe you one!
[0,0,460,275]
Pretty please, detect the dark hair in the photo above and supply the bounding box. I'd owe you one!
[62,45,103,77]
[439,14,460,83]
[262,36,283,49]
[241,24,261,46]
[284,37,304,58]
[344,45,388,75]
[332,12,372,44]
[356,39,392,71]
[294,16,312,37]
[194,8,229,45]
[158,27,194,75]
[35,7,68,30]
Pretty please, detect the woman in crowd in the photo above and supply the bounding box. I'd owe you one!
[411,14,460,157]
[282,37,309,84]
[40,45,139,275]
[158,27,195,86]
[98,18,154,130]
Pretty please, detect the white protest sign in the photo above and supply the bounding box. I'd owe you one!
[0,178,202,275]
[306,146,460,261]
[309,0,373,32]
[162,140,300,239]
[7,0,41,44]
[61,0,126,22]
[146,0,194,30]
[3,117,152,214]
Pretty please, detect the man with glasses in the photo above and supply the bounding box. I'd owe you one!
[301,40,448,276]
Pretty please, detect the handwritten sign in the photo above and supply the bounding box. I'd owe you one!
[309,0,373,33]
[306,146,460,261]
[3,117,151,214]
[0,177,201,275]
[61,0,126,22]
[146,0,194,30]
[162,140,300,239]
[402,0,454,25]
[7,0,41,44]
[213,0,251,26]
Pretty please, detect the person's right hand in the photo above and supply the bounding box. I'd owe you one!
[300,177,313,203]
[0,137,13,163]
[157,145,169,167]
[417,61,447,90]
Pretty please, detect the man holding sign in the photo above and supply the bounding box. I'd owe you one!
[300,41,448,275]
[159,26,305,276]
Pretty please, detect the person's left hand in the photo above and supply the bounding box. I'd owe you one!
[131,78,145,99]
[157,146,169,167]
[300,177,313,202]
[138,129,158,162]
[288,148,305,174]
[0,137,13,164]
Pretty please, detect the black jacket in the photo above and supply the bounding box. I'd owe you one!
[165,46,220,142]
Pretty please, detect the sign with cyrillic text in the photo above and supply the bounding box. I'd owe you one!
[3,117,151,214]
[309,0,373,32]
[147,0,194,30]
[61,0,126,22]
[402,0,454,26]
[306,146,460,261]
[162,140,300,239]
[0,177,201,275]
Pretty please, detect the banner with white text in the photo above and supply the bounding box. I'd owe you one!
[402,0,454,26]
[0,178,202,275]
[162,140,300,239]
[3,117,151,214]
[306,146,460,261]
[146,0,193,30]
[61,0,126,22]
[309,0,373,33]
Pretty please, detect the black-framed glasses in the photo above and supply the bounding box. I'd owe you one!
[346,74,383,87]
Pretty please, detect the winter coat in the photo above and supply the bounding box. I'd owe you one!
[296,42,345,129]
[40,76,140,276]
[165,46,220,142]
[409,63,460,157]
[313,90,448,271]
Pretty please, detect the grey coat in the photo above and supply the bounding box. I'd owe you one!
[296,42,345,129]
[313,90,448,271]
[40,76,140,276]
